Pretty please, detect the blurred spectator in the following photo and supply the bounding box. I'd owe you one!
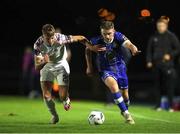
[20,46,40,98]
[146,16,180,112]
[175,51,180,95]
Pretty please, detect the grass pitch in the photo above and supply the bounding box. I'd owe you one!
[0,96,180,133]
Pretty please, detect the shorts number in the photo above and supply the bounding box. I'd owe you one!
[63,74,68,83]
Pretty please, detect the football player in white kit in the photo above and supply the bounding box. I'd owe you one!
[34,24,96,124]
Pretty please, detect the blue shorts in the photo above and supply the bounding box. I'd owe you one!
[99,67,128,90]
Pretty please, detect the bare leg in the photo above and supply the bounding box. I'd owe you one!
[120,89,130,108]
[58,85,71,111]
[104,77,120,93]
[104,77,135,124]
[104,77,128,113]
[41,81,59,124]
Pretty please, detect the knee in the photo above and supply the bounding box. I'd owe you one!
[109,84,119,93]
[59,92,66,101]
[40,82,53,99]
[42,89,52,99]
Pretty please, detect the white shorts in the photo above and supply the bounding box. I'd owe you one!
[40,60,70,86]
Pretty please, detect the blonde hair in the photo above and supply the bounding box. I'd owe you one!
[100,21,114,30]
[42,24,55,37]
[157,16,170,25]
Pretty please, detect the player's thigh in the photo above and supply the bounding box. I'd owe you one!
[104,76,119,93]
[40,81,53,98]
[56,68,69,98]
[40,65,54,97]
[56,68,69,87]
[58,85,69,100]
[40,64,55,84]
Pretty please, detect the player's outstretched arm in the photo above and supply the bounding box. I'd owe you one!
[85,47,94,76]
[146,38,153,68]
[71,35,87,42]
[70,35,106,52]
[57,35,87,45]
[81,39,106,53]
[124,40,141,56]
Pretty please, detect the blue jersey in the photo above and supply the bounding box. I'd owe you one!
[91,32,128,73]
[91,32,129,89]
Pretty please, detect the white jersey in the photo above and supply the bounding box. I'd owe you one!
[34,33,73,74]
[34,33,73,63]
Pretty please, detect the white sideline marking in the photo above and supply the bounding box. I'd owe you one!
[132,113,176,123]
[103,109,177,124]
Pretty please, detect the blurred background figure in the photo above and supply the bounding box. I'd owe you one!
[175,46,180,94]
[146,16,180,112]
[20,46,40,98]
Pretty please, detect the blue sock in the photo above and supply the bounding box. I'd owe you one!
[124,99,130,109]
[113,92,128,112]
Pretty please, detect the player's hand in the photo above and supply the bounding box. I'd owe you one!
[163,54,171,62]
[131,45,141,56]
[44,54,49,63]
[147,62,153,68]
[90,45,106,53]
[86,67,94,76]
[36,54,49,64]
[36,55,45,64]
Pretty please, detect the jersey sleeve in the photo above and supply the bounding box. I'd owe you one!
[33,38,42,56]
[90,37,99,46]
[115,32,129,46]
[56,33,73,45]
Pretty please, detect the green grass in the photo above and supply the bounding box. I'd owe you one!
[0,96,180,133]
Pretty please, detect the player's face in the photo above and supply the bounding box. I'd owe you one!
[43,34,55,45]
[156,22,168,34]
[101,28,115,43]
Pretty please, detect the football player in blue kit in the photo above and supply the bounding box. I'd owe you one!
[85,21,141,124]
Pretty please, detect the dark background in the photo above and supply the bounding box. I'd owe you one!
[1,0,180,103]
